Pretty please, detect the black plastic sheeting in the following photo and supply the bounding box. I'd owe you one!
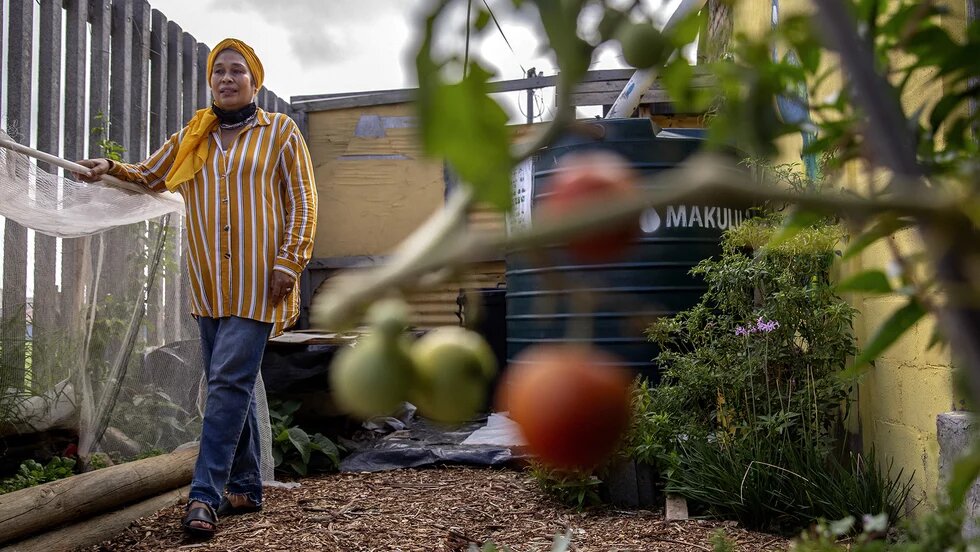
[338,404,525,473]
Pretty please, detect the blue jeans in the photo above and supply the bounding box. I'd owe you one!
[189,316,273,510]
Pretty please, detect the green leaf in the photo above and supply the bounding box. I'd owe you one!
[843,217,915,260]
[417,59,513,210]
[668,10,702,47]
[286,426,312,464]
[948,441,980,508]
[287,458,308,476]
[474,10,491,31]
[848,299,927,374]
[835,270,893,294]
[767,209,824,249]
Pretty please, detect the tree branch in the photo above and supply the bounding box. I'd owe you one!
[310,154,966,330]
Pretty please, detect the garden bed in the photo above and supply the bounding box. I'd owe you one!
[86,465,789,551]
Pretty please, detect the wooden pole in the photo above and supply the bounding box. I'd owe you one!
[3,486,189,552]
[0,446,197,547]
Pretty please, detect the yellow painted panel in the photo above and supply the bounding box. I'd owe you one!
[898,365,954,434]
[871,420,939,508]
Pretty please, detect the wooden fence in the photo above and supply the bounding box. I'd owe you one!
[0,0,301,387]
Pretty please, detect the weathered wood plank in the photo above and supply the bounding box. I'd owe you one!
[89,0,112,158]
[33,0,63,389]
[0,447,197,547]
[109,0,134,158]
[179,33,199,334]
[150,10,169,147]
[181,32,198,122]
[104,0,137,302]
[130,0,151,160]
[150,9,171,345]
[2,0,33,382]
[165,21,184,136]
[61,0,91,336]
[197,43,210,108]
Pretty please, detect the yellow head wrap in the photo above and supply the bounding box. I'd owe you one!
[164,38,265,190]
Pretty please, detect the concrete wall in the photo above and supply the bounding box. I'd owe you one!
[733,0,967,510]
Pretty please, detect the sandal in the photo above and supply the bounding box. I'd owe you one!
[182,501,218,539]
[216,495,262,517]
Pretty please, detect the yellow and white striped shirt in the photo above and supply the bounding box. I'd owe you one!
[109,109,317,335]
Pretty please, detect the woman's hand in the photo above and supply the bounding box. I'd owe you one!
[269,270,296,305]
[74,158,111,182]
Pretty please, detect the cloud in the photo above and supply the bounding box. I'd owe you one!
[208,0,427,67]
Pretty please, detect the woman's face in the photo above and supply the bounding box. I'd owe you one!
[210,49,256,111]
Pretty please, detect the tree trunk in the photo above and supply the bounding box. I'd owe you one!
[0,445,197,546]
[5,486,188,551]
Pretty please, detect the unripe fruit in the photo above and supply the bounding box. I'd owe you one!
[366,298,411,337]
[410,327,497,424]
[618,22,670,69]
[536,151,640,263]
[496,344,632,471]
[329,333,415,420]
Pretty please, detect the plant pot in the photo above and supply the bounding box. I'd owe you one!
[601,457,661,508]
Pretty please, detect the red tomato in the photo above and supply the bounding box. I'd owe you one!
[536,151,640,263]
[496,344,633,471]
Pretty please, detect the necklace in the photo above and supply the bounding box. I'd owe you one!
[218,113,256,131]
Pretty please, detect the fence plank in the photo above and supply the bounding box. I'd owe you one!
[181,33,198,122]
[149,9,170,345]
[61,0,90,341]
[33,0,63,389]
[150,10,169,148]
[89,0,112,159]
[109,0,134,158]
[131,0,151,161]
[2,0,33,383]
[103,0,137,303]
[164,21,184,342]
[179,33,199,334]
[197,44,210,108]
[165,21,184,137]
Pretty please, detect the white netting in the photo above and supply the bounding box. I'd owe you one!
[0,131,183,238]
[0,133,274,483]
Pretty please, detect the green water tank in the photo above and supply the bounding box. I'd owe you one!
[505,118,751,382]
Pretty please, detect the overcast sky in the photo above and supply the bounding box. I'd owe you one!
[146,0,677,104]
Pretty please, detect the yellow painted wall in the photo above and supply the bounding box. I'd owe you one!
[733,0,966,510]
[306,104,445,258]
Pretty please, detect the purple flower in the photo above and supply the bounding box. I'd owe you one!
[735,326,748,336]
[755,318,780,333]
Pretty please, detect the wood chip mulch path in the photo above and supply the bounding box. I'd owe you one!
[87,466,790,551]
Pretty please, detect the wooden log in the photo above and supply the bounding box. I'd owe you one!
[0,446,197,546]
[4,486,189,552]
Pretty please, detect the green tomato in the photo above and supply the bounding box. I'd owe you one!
[329,333,415,420]
[365,298,411,337]
[618,22,670,69]
[409,327,497,423]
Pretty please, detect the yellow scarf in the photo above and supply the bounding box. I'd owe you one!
[164,38,265,190]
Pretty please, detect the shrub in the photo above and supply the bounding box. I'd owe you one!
[527,463,604,510]
[269,399,342,476]
[0,457,76,494]
[641,212,914,533]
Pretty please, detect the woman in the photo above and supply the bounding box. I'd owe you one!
[78,38,317,539]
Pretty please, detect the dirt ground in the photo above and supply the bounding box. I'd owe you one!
[86,466,791,551]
